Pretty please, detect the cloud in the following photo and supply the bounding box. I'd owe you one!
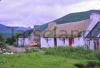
[67,0,100,12]
[0,0,100,27]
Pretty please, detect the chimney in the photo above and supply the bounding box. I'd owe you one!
[34,25,41,48]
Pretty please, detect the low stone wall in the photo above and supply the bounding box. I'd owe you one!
[6,45,26,53]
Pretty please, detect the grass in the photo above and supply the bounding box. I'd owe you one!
[0,47,100,68]
[0,53,86,68]
[44,47,100,60]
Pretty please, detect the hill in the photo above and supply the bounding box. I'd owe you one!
[54,10,100,24]
[0,24,31,37]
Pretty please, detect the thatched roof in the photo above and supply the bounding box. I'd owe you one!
[42,19,90,38]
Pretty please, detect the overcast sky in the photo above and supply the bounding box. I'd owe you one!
[0,0,100,27]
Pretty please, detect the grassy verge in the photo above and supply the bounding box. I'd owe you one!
[44,47,100,60]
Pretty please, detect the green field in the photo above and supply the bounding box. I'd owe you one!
[0,53,86,68]
[0,47,100,68]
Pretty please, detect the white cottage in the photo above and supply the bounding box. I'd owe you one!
[16,10,100,50]
[40,11,100,49]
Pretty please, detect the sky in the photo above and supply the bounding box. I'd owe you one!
[0,0,100,28]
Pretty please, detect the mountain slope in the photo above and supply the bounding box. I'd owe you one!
[0,24,31,37]
[53,10,100,24]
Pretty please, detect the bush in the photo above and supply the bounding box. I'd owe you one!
[94,51,100,60]
[25,47,43,53]
[0,42,6,48]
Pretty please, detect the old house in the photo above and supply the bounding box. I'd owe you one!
[40,11,100,49]
[16,10,100,50]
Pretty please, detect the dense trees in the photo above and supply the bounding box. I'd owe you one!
[6,32,22,45]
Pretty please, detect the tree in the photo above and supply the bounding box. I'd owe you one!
[0,33,6,48]
[6,36,16,45]
[6,32,22,45]
[0,33,5,42]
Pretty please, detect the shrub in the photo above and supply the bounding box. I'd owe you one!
[94,51,100,60]
[44,46,100,60]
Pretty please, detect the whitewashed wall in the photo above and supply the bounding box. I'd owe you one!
[18,38,30,46]
[40,37,85,48]
[24,38,30,46]
[18,38,23,47]
[89,40,94,50]
[73,37,85,47]
[57,38,66,47]
[17,37,85,48]
[41,38,54,48]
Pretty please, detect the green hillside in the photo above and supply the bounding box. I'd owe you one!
[54,11,90,24]
[0,24,31,37]
[54,10,100,24]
